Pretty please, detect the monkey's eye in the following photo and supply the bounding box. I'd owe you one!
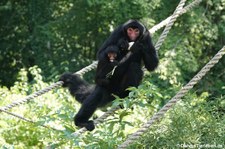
[127,28,140,35]
[127,28,133,32]
[134,28,140,33]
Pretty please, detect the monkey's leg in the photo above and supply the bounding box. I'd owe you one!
[74,86,103,131]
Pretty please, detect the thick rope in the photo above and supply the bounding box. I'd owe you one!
[0,0,202,131]
[0,61,98,112]
[0,0,201,112]
[154,0,187,52]
[0,81,63,111]
[75,61,98,76]
[71,0,188,136]
[118,46,225,149]
[149,0,203,34]
[0,107,59,131]
[71,106,121,136]
[117,0,187,147]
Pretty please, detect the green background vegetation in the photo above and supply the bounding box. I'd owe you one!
[0,0,224,148]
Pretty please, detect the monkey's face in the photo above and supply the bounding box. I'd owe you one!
[127,27,140,41]
[107,52,117,62]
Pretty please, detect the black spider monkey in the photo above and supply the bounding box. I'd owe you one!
[60,19,159,131]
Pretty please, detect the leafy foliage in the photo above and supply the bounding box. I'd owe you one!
[129,92,225,148]
[0,0,224,148]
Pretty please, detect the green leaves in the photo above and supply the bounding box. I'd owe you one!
[0,0,224,148]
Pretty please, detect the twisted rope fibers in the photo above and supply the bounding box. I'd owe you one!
[118,46,225,148]
[71,0,187,136]
[1,0,202,112]
[0,108,59,130]
[0,61,98,111]
[154,0,187,52]
[149,0,202,34]
[1,0,203,133]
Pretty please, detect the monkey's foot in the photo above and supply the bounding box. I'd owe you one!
[75,120,95,131]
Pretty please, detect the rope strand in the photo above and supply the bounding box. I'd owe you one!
[71,106,120,136]
[118,46,225,149]
[0,0,203,133]
[0,108,59,131]
[0,62,98,111]
[154,0,187,52]
[149,0,202,34]
[0,0,201,112]
[71,0,188,136]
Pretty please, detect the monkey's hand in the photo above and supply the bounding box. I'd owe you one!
[106,65,118,79]
[130,41,144,53]
[117,38,129,50]
[59,73,75,87]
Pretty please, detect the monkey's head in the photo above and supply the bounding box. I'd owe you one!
[123,19,146,42]
[106,45,119,62]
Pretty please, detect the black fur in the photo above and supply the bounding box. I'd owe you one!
[60,20,159,131]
